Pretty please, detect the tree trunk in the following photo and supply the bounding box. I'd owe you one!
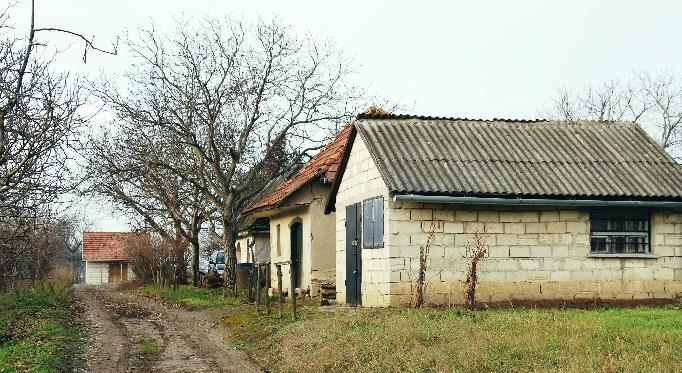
[222,225,238,297]
[191,237,200,287]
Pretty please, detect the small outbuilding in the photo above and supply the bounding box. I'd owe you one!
[236,217,271,264]
[243,124,352,297]
[82,232,137,284]
[327,113,682,307]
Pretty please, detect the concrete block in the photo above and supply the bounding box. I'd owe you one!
[465,222,485,234]
[411,209,433,221]
[526,223,547,234]
[497,259,518,271]
[496,234,519,246]
[518,236,539,246]
[520,212,539,222]
[444,222,464,234]
[654,268,675,280]
[550,271,570,281]
[391,208,411,221]
[540,211,560,222]
[559,210,580,221]
[500,212,522,222]
[421,220,443,233]
[519,259,540,270]
[433,210,455,221]
[528,271,550,281]
[456,210,478,221]
[397,221,423,234]
[504,223,525,234]
[478,211,500,222]
[653,246,676,257]
[510,246,531,258]
[664,235,682,246]
[553,245,569,257]
[547,222,567,234]
[566,221,588,233]
[529,246,552,258]
[488,246,510,258]
[485,223,504,234]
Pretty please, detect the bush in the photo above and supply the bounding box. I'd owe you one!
[125,234,188,287]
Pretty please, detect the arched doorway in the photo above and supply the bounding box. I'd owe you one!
[290,219,303,289]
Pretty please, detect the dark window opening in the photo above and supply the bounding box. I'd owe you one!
[363,196,384,248]
[590,212,650,254]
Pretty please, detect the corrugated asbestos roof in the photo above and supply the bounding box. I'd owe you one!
[243,123,353,214]
[356,117,682,199]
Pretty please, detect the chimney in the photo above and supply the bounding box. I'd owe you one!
[362,106,390,116]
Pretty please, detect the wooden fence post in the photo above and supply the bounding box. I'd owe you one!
[290,264,297,321]
[277,264,283,318]
[265,262,271,315]
[255,263,261,313]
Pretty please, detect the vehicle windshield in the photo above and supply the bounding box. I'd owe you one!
[216,251,225,264]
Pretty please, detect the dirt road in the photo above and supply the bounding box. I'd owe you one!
[74,285,260,373]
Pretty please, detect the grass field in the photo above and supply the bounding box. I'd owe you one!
[223,303,682,373]
[139,284,246,307]
[0,283,83,372]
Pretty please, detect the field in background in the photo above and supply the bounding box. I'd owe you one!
[0,283,83,372]
[223,303,682,372]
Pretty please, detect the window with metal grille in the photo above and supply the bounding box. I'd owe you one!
[589,212,650,254]
[362,196,384,248]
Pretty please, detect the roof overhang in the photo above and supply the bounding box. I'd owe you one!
[394,194,682,209]
[83,258,128,262]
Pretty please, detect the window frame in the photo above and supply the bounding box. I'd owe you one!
[362,196,384,249]
[589,211,651,256]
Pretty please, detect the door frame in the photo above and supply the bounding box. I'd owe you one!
[289,218,303,289]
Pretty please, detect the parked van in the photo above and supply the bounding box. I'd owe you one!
[208,250,225,275]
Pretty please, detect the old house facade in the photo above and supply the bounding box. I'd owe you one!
[329,113,682,307]
[83,232,138,284]
[243,124,352,297]
[236,218,271,264]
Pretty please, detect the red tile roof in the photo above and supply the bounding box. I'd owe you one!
[244,123,353,214]
[82,232,139,261]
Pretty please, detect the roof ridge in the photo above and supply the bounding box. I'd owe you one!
[355,112,637,125]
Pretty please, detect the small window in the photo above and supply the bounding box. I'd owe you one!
[363,196,384,248]
[590,212,650,254]
[216,251,225,264]
[276,224,281,256]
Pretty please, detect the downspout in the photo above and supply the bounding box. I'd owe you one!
[393,194,682,209]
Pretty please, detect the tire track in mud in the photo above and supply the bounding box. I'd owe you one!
[75,285,260,373]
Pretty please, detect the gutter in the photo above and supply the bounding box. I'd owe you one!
[393,194,682,209]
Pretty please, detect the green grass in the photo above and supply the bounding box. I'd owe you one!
[0,283,83,372]
[139,337,160,355]
[224,303,682,372]
[139,285,245,307]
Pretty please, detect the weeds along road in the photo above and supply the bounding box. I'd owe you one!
[74,285,260,373]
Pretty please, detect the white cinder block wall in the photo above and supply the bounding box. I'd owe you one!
[336,135,682,307]
[85,262,109,284]
[335,135,391,306]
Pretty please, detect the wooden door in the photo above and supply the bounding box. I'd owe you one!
[345,203,362,306]
[290,222,303,289]
[108,263,127,283]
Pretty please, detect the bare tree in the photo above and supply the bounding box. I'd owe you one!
[0,0,115,290]
[84,123,210,286]
[93,16,362,292]
[546,71,682,158]
[463,230,488,310]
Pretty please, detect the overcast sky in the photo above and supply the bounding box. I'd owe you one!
[10,0,682,231]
